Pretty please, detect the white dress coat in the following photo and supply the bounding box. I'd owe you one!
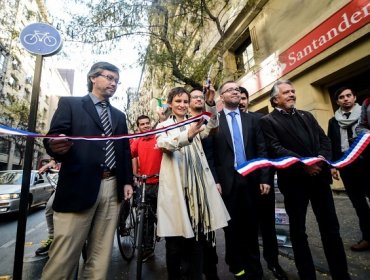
[156,108,230,238]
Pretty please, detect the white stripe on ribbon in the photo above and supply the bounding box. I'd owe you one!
[0,112,211,140]
[237,133,370,176]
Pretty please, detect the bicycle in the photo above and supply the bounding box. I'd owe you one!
[116,174,159,280]
[23,30,57,46]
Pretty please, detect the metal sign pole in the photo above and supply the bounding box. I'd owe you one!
[13,55,43,280]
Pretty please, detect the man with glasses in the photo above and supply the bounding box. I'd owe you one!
[41,62,133,279]
[189,87,221,280]
[238,86,287,280]
[212,81,271,280]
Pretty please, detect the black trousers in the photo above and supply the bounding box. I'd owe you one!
[202,236,219,278]
[165,236,204,280]
[223,172,262,279]
[258,188,279,266]
[279,177,350,280]
[339,156,370,241]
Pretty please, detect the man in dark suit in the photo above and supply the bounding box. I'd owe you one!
[327,87,370,251]
[260,80,350,280]
[239,87,287,280]
[41,62,133,280]
[212,81,271,280]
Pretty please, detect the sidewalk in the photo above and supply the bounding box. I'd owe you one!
[17,192,370,279]
[276,193,370,280]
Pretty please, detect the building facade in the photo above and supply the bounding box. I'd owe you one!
[140,0,369,126]
[138,0,369,188]
[223,0,370,130]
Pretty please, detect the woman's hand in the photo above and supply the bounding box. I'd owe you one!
[187,118,205,141]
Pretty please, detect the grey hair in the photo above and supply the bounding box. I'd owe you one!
[269,80,293,107]
[87,62,120,92]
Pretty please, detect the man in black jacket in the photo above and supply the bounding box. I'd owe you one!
[42,62,133,280]
[212,81,271,280]
[327,87,370,252]
[260,80,350,280]
[239,87,287,280]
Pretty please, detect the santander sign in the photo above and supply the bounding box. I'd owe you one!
[242,0,370,96]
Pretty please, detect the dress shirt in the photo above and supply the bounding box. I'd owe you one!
[223,108,246,166]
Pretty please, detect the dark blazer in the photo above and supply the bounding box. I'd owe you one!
[44,95,133,212]
[260,109,332,186]
[327,117,344,161]
[212,110,270,196]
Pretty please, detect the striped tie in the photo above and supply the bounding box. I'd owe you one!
[99,101,116,170]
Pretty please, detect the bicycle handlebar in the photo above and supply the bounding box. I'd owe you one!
[134,174,159,180]
[46,168,59,174]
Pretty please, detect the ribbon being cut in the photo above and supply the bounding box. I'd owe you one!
[1,111,369,175]
[0,112,212,140]
[237,132,370,176]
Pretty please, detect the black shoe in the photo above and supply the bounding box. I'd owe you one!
[35,238,53,256]
[267,263,288,280]
[142,249,154,262]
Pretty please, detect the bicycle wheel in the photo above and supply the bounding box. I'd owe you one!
[116,200,136,261]
[136,208,145,280]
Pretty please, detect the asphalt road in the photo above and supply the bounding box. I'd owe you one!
[0,193,369,279]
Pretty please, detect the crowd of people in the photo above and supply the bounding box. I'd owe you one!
[37,61,370,280]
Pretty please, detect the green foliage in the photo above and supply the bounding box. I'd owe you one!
[54,0,230,88]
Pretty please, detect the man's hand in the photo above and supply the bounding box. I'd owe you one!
[38,159,56,174]
[204,84,216,106]
[260,183,270,195]
[49,134,73,155]
[303,164,322,176]
[123,184,133,200]
[331,168,340,180]
[156,107,167,122]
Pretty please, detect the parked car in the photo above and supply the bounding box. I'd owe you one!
[0,170,55,214]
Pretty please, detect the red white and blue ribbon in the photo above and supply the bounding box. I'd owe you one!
[0,112,211,140]
[237,132,370,176]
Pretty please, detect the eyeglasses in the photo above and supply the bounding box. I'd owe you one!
[98,74,121,85]
[191,95,205,100]
[221,87,241,94]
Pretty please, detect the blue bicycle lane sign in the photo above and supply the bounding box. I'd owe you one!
[20,22,63,56]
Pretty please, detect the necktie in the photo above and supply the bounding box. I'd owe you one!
[229,111,246,166]
[343,112,353,143]
[99,101,116,170]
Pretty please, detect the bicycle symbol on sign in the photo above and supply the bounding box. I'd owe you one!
[23,30,57,47]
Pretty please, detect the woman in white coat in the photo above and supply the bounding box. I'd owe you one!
[156,87,230,280]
